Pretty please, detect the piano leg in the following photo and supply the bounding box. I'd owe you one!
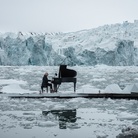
[53,84,58,93]
[74,82,76,92]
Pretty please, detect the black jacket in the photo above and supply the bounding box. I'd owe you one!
[41,75,50,87]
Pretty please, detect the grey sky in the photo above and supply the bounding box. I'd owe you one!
[0,0,138,33]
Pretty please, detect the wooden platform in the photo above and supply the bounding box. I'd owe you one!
[8,93,138,99]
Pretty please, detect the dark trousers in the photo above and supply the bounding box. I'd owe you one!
[41,83,53,92]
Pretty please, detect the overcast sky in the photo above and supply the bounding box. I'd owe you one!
[0,0,138,33]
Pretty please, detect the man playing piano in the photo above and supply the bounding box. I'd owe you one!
[41,72,53,93]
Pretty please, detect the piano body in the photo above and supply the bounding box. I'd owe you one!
[52,65,77,92]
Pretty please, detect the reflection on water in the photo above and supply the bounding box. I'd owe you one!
[42,109,77,129]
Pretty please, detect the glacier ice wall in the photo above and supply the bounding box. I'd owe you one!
[0,21,138,66]
[0,34,62,66]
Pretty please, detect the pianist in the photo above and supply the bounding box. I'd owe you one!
[41,72,53,93]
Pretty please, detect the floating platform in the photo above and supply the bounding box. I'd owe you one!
[8,92,138,99]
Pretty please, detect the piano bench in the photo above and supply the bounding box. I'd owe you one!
[41,86,48,93]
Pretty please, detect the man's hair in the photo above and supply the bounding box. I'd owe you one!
[45,72,48,76]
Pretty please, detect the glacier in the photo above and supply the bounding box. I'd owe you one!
[0,20,138,66]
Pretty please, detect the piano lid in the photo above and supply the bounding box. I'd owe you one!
[58,65,77,78]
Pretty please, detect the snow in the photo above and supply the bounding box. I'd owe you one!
[38,121,57,127]
[104,84,123,93]
[117,112,138,121]
[76,84,100,93]
[0,65,138,138]
[122,84,138,93]
[2,84,33,94]
[0,79,27,85]
[0,79,32,94]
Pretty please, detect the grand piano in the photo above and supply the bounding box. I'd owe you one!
[52,65,77,92]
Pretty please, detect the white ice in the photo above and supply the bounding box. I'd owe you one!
[0,66,138,138]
